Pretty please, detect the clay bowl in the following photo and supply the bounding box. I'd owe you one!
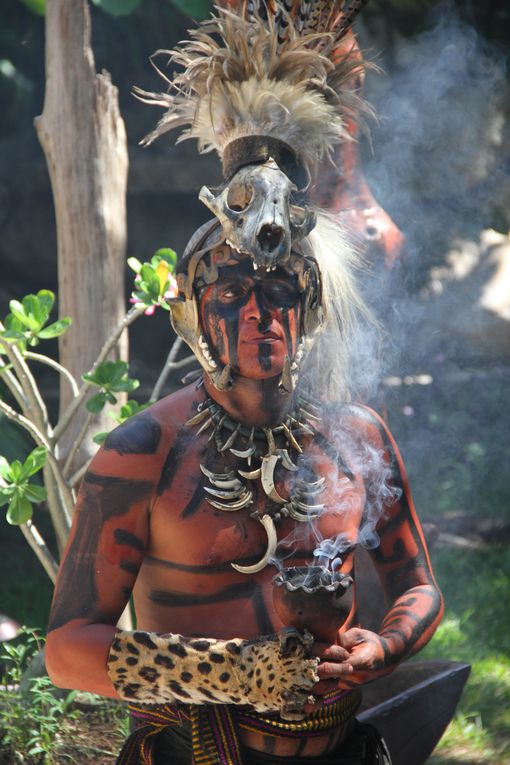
[272,566,353,643]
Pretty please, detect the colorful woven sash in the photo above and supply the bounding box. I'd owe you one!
[115,688,362,765]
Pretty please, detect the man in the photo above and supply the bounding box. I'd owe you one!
[46,4,443,763]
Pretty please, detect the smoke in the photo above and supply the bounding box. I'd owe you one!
[363,3,507,265]
[272,410,402,589]
[277,5,509,588]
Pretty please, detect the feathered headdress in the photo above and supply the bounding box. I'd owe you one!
[136,1,369,173]
[137,1,372,393]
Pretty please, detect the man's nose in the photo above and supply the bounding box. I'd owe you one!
[242,288,271,324]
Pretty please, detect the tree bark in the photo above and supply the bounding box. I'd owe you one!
[35,0,128,466]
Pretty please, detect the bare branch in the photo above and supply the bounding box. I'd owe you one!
[20,520,58,583]
[63,410,94,478]
[53,306,144,444]
[69,458,92,488]
[0,331,50,434]
[150,337,184,401]
[25,351,80,397]
[0,358,29,413]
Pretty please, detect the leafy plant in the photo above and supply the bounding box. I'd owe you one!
[0,249,192,585]
[83,360,140,414]
[93,399,151,445]
[1,290,71,349]
[128,248,178,314]
[0,446,47,525]
[0,628,77,763]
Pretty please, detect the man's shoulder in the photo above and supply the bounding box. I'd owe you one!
[101,382,204,458]
[321,401,389,450]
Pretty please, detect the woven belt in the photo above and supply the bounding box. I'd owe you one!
[116,688,362,765]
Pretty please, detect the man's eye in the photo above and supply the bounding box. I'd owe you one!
[219,284,247,301]
[264,282,299,306]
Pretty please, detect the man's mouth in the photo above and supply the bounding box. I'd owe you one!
[244,332,282,344]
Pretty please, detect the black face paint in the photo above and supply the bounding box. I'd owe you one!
[198,260,302,373]
[258,341,272,371]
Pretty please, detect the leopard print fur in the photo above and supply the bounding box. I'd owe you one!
[107,627,319,720]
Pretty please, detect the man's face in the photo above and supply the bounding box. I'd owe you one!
[197,257,302,380]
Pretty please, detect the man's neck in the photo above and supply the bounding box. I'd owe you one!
[203,373,293,427]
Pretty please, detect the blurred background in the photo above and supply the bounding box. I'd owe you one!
[0,1,509,763]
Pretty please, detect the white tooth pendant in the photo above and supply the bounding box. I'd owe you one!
[261,454,287,504]
[231,514,277,574]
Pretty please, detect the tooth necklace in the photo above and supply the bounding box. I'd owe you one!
[185,393,326,574]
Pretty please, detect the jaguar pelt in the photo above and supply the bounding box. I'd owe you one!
[107,627,319,720]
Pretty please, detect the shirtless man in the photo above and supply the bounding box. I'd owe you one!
[46,217,443,764]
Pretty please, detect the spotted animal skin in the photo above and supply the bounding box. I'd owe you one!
[107,627,319,720]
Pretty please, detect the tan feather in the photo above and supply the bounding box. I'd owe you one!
[136,4,371,165]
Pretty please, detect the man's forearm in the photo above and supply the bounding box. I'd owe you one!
[107,627,320,721]
[379,584,444,662]
[329,584,444,690]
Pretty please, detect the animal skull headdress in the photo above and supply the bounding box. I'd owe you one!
[136,1,371,386]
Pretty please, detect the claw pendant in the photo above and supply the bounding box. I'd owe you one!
[232,514,277,574]
[260,455,287,504]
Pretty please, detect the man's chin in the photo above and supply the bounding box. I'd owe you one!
[235,366,285,382]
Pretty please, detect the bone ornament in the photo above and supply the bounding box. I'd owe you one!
[199,160,316,271]
[107,627,319,721]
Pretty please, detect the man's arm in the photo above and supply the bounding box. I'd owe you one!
[315,407,443,689]
[45,411,166,697]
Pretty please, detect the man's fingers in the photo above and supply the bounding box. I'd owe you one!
[313,644,351,662]
[317,661,353,679]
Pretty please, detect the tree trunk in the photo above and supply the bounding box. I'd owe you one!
[35,0,128,468]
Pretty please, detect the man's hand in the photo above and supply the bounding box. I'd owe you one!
[338,628,386,671]
[309,628,387,699]
[310,641,353,696]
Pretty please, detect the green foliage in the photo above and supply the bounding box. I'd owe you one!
[0,290,71,350]
[17,0,46,16]
[0,628,78,763]
[0,446,47,525]
[128,248,177,312]
[83,360,140,414]
[418,547,510,762]
[93,398,151,444]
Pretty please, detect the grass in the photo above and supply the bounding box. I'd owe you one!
[420,547,510,764]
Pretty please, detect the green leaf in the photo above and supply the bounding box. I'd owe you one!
[38,317,72,339]
[22,294,48,328]
[8,299,38,330]
[110,377,139,394]
[91,0,143,16]
[24,484,47,503]
[18,0,46,15]
[166,0,210,20]
[7,495,32,525]
[36,289,55,312]
[92,431,109,445]
[86,392,107,414]
[113,399,151,424]
[83,360,129,387]
[140,263,161,293]
[0,486,15,508]
[21,446,47,478]
[152,248,177,270]
[9,459,23,482]
[0,455,12,481]
[127,257,143,274]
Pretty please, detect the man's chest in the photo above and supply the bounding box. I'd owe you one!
[147,436,366,573]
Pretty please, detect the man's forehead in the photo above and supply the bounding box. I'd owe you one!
[213,260,294,282]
